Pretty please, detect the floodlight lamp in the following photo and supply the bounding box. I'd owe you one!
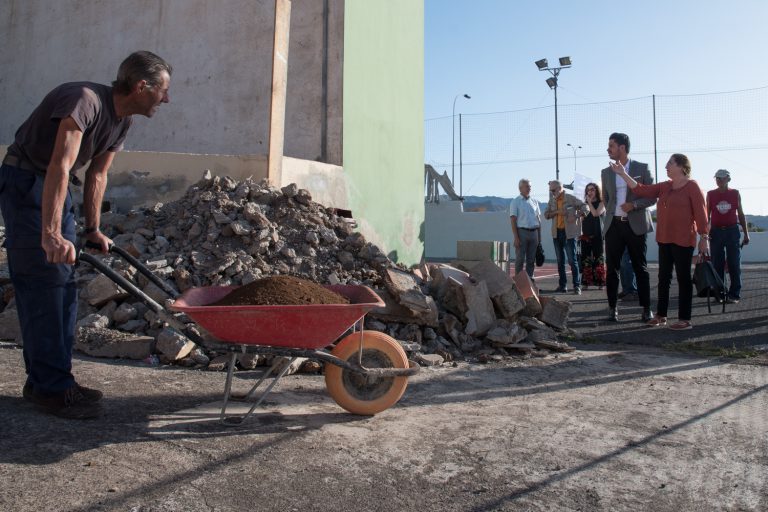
[546,77,557,89]
[464,94,471,99]
[559,56,572,66]
[535,59,548,70]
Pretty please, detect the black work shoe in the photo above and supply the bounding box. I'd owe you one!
[22,382,34,402]
[608,308,619,322]
[24,382,102,404]
[27,386,103,419]
[74,382,104,403]
[642,308,654,322]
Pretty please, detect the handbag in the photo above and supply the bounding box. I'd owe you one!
[693,258,726,313]
[535,243,545,267]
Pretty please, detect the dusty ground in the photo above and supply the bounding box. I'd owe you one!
[0,339,766,512]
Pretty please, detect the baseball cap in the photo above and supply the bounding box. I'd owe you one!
[714,169,730,179]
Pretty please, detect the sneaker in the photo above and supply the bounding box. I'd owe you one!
[27,386,103,419]
[726,297,740,304]
[668,320,692,331]
[574,287,582,296]
[555,287,568,293]
[646,317,667,327]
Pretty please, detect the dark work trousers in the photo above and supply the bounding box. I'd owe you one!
[0,163,78,394]
[604,217,651,309]
[656,243,694,321]
[710,225,742,300]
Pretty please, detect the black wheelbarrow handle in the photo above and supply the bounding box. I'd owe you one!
[76,242,206,347]
[81,240,179,299]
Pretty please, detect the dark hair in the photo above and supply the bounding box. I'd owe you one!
[670,153,692,176]
[112,51,173,95]
[609,132,630,153]
[584,182,602,203]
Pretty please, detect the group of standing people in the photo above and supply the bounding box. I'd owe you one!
[510,132,749,331]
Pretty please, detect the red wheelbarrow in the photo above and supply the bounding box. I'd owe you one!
[78,243,419,425]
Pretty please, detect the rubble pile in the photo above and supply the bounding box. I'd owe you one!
[0,171,577,371]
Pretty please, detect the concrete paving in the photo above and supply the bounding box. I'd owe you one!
[0,264,766,511]
[534,263,768,351]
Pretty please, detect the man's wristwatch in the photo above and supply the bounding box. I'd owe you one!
[84,226,99,235]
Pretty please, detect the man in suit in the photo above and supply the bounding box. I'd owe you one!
[601,132,656,322]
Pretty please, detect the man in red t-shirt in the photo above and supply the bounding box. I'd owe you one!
[706,169,750,303]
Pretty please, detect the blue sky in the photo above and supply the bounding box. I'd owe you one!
[425,0,768,214]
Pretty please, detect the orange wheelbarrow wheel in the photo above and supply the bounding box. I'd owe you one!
[325,330,409,415]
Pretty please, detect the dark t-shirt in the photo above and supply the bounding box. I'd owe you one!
[7,82,132,172]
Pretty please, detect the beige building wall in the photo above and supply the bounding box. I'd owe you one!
[0,0,343,164]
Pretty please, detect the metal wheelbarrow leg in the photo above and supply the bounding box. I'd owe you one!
[219,352,299,426]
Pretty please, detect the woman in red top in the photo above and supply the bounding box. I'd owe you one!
[610,154,709,330]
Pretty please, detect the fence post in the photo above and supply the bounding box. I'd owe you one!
[653,94,658,183]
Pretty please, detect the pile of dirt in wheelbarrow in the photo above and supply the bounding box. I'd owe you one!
[210,275,350,306]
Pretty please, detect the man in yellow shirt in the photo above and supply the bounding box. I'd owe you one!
[544,180,587,294]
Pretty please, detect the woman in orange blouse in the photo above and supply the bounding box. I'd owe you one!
[610,153,709,330]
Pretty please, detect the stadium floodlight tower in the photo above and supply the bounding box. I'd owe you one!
[536,56,572,181]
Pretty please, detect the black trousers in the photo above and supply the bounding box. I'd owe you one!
[657,243,695,320]
[604,218,651,309]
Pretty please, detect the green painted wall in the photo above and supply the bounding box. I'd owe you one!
[343,0,425,266]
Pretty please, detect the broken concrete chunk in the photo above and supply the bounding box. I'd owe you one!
[270,356,307,376]
[86,274,129,306]
[463,280,496,337]
[415,353,444,366]
[113,303,138,324]
[539,296,572,331]
[237,353,264,370]
[76,328,155,360]
[156,328,196,361]
[206,354,230,371]
[77,313,110,330]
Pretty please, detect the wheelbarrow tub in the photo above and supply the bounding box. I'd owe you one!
[169,284,385,349]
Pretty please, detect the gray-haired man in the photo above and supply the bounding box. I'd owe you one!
[0,51,172,419]
[510,178,541,279]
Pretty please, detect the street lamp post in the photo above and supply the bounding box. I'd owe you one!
[566,143,581,175]
[452,93,470,187]
[535,57,572,182]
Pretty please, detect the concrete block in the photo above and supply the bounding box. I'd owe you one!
[457,240,503,261]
